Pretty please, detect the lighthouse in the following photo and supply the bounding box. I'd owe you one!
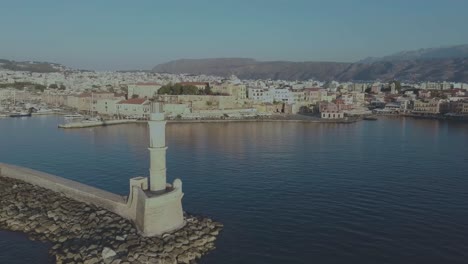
[128,101,185,236]
[148,102,168,192]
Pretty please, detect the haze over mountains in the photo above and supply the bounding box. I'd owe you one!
[152,44,468,82]
[0,59,68,73]
[2,45,468,82]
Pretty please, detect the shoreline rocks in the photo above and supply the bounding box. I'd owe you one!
[0,177,222,263]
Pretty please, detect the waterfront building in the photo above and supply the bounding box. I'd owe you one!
[41,92,67,106]
[397,99,413,113]
[93,98,121,116]
[321,111,344,119]
[383,102,401,113]
[462,102,468,114]
[116,98,150,119]
[412,99,449,114]
[248,87,273,103]
[319,101,344,119]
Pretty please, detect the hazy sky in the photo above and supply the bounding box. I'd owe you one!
[1,0,468,70]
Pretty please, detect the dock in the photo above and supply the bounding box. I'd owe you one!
[58,119,137,129]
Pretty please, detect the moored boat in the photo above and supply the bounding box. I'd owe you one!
[9,112,32,118]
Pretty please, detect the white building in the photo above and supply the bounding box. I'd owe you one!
[93,99,121,116]
[272,88,290,103]
[116,98,150,119]
[248,88,273,103]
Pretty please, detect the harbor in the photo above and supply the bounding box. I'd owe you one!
[0,105,222,263]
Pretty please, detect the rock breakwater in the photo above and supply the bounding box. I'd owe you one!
[0,177,222,264]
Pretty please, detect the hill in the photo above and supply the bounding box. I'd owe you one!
[359,44,468,63]
[153,45,468,82]
[153,58,352,81]
[0,59,68,72]
[153,57,468,82]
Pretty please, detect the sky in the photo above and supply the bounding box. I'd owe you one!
[1,0,468,70]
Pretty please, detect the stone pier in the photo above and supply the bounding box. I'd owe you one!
[1,102,186,237]
[0,101,220,263]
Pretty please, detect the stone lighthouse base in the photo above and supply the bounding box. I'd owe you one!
[129,177,185,236]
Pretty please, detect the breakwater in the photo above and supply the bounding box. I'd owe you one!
[0,174,222,263]
[58,119,137,129]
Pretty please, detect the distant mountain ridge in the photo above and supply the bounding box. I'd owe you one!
[153,58,468,82]
[0,59,68,72]
[153,58,352,81]
[359,44,468,63]
[2,44,468,82]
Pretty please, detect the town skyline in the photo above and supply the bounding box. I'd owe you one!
[2,0,468,70]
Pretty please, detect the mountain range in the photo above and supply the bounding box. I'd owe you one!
[152,45,468,82]
[2,44,468,82]
[0,59,69,73]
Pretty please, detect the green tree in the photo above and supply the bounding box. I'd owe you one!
[34,84,46,92]
[49,84,58,89]
[157,83,200,95]
[389,80,401,91]
[59,84,66,90]
[203,85,212,95]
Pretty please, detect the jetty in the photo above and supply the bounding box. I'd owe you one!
[58,119,137,129]
[0,102,222,263]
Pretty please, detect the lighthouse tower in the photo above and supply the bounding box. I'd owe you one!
[128,101,185,236]
[148,103,168,192]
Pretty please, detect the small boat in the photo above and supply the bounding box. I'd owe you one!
[9,112,32,118]
[363,116,378,121]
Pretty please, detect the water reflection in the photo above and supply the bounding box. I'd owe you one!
[0,117,468,264]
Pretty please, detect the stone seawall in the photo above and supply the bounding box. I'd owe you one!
[0,169,222,263]
[0,163,131,219]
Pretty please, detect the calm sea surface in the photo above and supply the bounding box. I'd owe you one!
[0,116,468,264]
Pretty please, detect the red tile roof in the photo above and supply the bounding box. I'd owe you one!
[178,82,209,86]
[117,98,148,105]
[135,82,162,86]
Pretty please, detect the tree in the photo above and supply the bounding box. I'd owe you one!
[389,80,401,92]
[157,83,200,95]
[49,84,58,89]
[34,84,46,92]
[59,84,66,90]
[203,85,212,95]
[132,94,139,99]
